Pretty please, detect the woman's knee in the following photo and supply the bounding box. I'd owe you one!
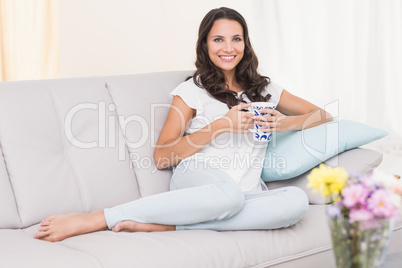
[283,186,309,222]
[218,182,245,214]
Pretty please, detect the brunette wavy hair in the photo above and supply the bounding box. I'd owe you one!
[191,7,271,109]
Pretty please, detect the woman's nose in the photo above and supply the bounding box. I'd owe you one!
[223,41,234,53]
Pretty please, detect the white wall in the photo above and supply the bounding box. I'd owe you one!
[58,0,250,78]
[58,0,402,137]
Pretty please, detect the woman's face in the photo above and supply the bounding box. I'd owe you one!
[206,19,245,76]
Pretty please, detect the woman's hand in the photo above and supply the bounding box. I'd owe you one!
[154,98,254,170]
[252,108,290,133]
[221,103,254,134]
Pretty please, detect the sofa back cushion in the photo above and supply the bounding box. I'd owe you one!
[0,144,22,229]
[105,71,193,197]
[0,78,140,227]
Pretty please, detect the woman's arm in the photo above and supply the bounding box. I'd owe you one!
[154,96,253,170]
[254,89,333,133]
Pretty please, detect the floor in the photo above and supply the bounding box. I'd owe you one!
[362,133,402,177]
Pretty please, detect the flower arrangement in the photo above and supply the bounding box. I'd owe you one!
[307,164,402,268]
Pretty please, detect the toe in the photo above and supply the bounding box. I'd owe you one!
[112,221,138,232]
[41,215,56,226]
[34,231,48,239]
[112,224,121,232]
[43,234,63,242]
[38,226,50,232]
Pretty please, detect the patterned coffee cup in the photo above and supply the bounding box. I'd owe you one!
[250,102,276,142]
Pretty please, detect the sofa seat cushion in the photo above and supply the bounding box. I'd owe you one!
[22,227,245,268]
[20,206,334,268]
[220,205,333,267]
[14,204,402,268]
[0,229,101,267]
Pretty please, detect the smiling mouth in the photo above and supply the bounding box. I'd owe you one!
[219,55,236,62]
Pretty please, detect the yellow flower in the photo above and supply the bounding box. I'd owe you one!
[307,164,348,199]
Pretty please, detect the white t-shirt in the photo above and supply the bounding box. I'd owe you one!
[170,78,283,192]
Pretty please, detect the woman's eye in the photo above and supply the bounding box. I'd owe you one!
[213,38,223,42]
[234,37,242,42]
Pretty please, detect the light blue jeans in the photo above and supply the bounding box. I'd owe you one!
[104,160,309,231]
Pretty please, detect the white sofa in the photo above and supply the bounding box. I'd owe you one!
[0,71,401,268]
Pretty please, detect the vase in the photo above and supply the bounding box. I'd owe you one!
[328,215,393,268]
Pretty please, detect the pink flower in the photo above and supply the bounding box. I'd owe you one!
[368,189,399,218]
[393,183,402,195]
[349,208,374,222]
[342,184,369,209]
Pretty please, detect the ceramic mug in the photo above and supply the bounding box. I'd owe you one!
[249,102,276,142]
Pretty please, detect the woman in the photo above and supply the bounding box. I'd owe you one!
[34,7,331,242]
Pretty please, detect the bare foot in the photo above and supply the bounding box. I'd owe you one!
[112,221,175,233]
[34,211,107,242]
